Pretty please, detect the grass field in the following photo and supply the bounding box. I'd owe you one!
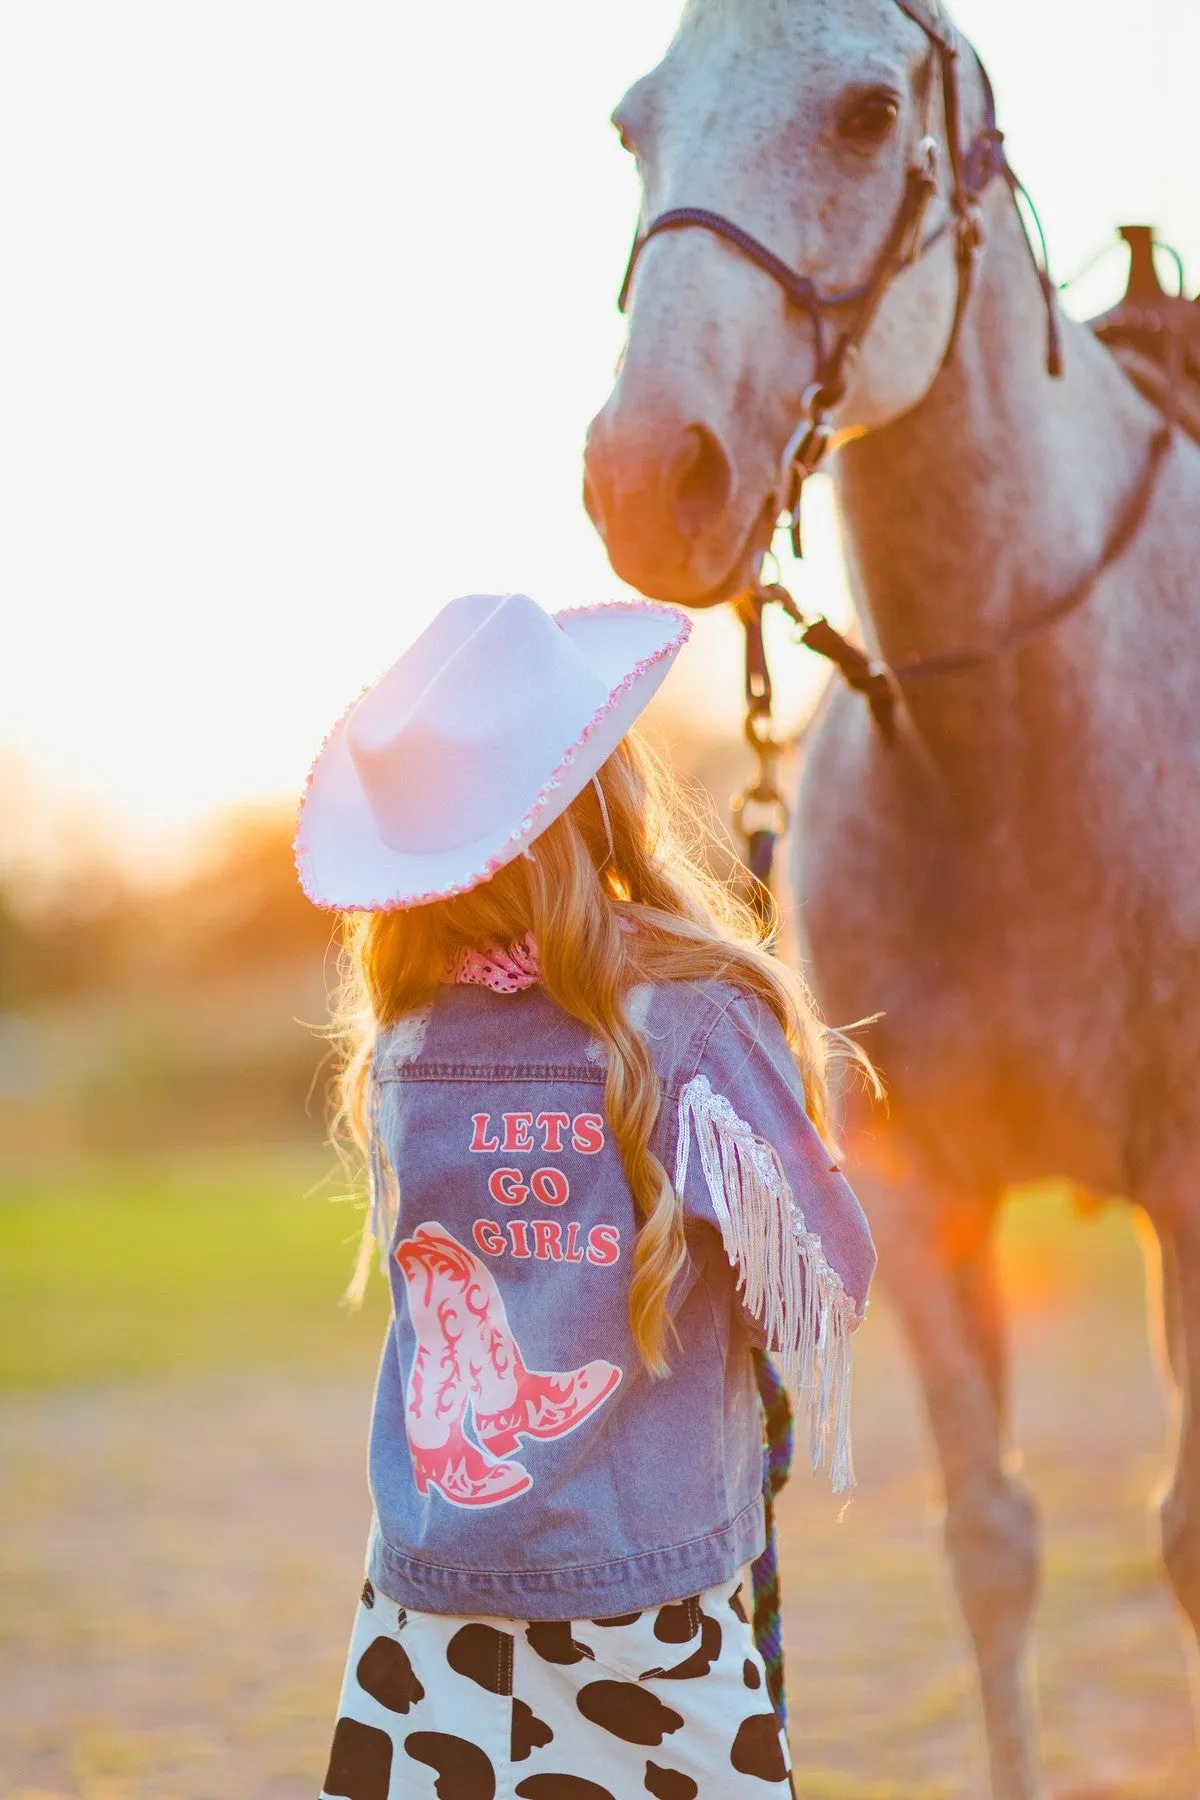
[0,1153,387,1387]
[2,1155,1198,1797]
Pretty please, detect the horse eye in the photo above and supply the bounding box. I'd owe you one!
[839,91,900,145]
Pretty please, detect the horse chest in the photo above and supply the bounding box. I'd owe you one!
[795,726,1140,1190]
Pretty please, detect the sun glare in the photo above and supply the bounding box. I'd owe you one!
[2,0,1196,875]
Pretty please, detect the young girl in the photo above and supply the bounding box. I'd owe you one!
[296,592,876,1800]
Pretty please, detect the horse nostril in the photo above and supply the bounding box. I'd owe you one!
[669,424,733,540]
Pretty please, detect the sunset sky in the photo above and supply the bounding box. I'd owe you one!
[3,0,1197,872]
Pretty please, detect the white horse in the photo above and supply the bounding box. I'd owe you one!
[582,1,1200,1794]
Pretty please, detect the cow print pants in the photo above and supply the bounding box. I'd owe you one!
[321,1573,795,1799]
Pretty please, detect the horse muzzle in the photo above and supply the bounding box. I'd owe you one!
[583,398,774,607]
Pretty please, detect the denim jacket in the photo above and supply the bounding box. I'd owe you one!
[364,978,876,1621]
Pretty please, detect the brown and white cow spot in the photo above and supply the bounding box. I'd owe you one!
[576,1680,684,1745]
[446,1622,513,1695]
[645,1761,700,1799]
[355,1636,425,1714]
[322,1716,392,1800]
[511,1697,554,1760]
[642,1609,722,1681]
[403,1730,497,1800]
[515,1777,617,1799]
[525,1620,596,1665]
[652,1599,698,1644]
[730,1711,789,1782]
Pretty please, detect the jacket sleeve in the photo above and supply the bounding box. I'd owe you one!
[675,992,877,1489]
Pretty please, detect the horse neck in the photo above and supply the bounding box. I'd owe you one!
[831,186,1150,791]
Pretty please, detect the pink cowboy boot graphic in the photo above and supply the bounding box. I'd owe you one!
[394,1222,621,1507]
[471,1329,623,1458]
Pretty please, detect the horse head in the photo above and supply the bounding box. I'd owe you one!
[583,0,992,605]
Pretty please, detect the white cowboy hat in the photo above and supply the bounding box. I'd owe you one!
[295,593,690,911]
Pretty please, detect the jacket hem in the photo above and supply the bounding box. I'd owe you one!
[366,1497,766,1621]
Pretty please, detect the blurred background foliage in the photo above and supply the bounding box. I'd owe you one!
[0,806,338,1158]
[0,722,747,1394]
[0,720,744,1164]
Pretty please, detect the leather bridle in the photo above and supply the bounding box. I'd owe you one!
[617,0,1061,558]
[612,0,1172,772]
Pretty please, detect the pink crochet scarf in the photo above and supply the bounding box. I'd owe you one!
[450,934,542,994]
[449,920,636,994]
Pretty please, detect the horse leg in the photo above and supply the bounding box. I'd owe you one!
[1150,1210,1200,1707]
[951,1203,1011,1427]
[868,1174,1043,1800]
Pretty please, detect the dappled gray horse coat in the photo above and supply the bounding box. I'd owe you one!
[582,0,1200,1794]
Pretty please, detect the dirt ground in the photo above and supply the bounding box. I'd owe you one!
[3,1200,1199,1799]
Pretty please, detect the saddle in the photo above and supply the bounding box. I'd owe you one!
[1088,225,1200,445]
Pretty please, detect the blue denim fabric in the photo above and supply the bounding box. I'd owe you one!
[364,981,876,1621]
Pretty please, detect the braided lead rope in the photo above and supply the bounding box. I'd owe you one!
[752,1346,796,1729]
[734,597,797,1733]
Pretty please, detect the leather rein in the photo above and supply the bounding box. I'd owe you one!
[615,0,1174,772]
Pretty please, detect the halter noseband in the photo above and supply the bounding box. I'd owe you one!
[616,3,1060,552]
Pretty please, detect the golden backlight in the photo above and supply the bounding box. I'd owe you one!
[1,0,1196,875]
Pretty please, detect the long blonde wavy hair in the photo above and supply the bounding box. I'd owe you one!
[333,731,848,1376]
